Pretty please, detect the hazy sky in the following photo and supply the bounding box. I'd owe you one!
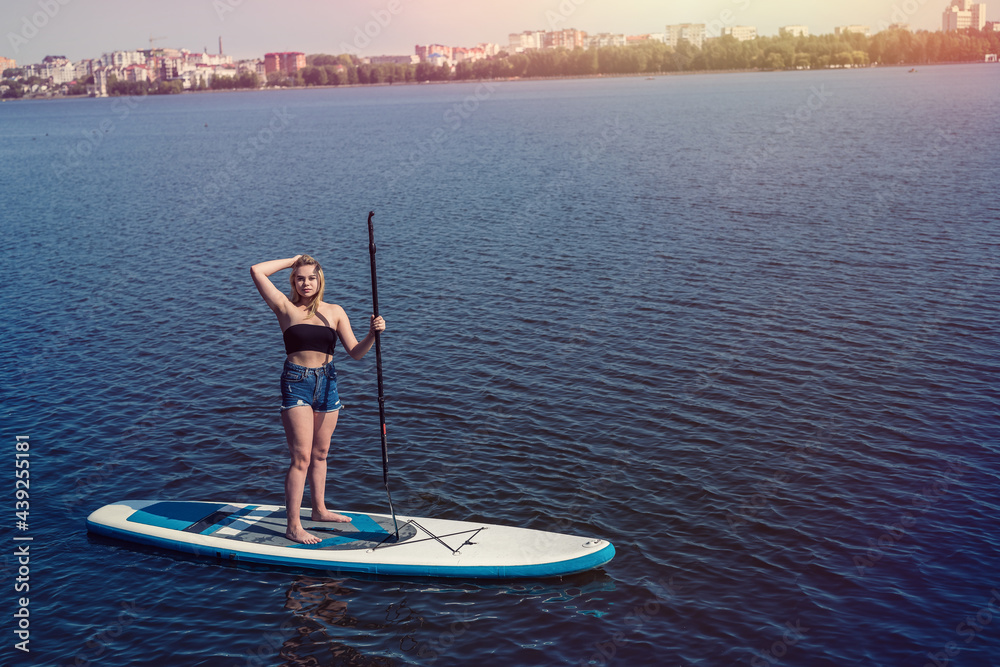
[3,0,994,65]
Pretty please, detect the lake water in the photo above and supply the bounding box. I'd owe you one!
[1,64,999,666]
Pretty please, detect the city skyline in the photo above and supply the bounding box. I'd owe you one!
[3,0,997,66]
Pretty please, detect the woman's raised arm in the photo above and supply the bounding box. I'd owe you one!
[250,255,300,315]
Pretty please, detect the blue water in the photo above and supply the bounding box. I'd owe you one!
[2,64,999,666]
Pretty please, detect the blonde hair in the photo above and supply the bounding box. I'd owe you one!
[289,255,325,319]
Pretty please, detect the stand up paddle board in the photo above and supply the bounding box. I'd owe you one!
[87,500,615,579]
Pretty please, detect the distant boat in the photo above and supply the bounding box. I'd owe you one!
[908,68,917,73]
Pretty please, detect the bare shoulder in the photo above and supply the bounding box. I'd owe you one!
[318,302,346,326]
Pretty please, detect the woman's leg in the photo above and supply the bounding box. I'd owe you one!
[308,409,352,522]
[281,406,321,544]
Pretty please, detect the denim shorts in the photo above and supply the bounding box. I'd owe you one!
[279,360,343,413]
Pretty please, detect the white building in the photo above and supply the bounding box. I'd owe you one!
[235,59,266,81]
[123,64,150,83]
[100,50,145,68]
[91,67,109,96]
[665,24,706,49]
[478,43,502,57]
[942,0,987,31]
[426,53,451,68]
[508,31,546,52]
[73,60,96,80]
[834,25,872,37]
[51,62,76,83]
[25,58,76,84]
[779,25,810,38]
[186,51,233,66]
[722,26,758,41]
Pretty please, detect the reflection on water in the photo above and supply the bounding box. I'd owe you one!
[275,577,370,666]
[259,574,621,665]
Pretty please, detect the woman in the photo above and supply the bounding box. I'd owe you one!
[250,254,385,544]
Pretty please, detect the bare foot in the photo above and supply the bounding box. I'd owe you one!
[286,526,323,545]
[311,509,353,523]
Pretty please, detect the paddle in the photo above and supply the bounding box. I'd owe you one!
[367,210,400,539]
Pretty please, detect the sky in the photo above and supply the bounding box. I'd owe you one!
[3,0,996,65]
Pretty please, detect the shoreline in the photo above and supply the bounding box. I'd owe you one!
[3,59,995,102]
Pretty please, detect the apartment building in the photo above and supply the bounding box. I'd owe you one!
[264,52,306,75]
[722,26,758,41]
[665,24,706,49]
[942,0,988,31]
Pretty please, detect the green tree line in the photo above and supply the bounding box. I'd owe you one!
[204,71,259,90]
[288,28,999,88]
[105,71,256,95]
[106,75,184,96]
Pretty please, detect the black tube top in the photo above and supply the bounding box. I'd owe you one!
[283,324,337,355]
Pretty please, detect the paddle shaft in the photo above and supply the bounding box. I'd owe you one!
[367,211,399,536]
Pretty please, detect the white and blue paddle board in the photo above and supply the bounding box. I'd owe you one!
[87,500,615,579]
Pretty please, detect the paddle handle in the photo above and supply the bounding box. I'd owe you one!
[367,211,388,483]
[367,211,399,538]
